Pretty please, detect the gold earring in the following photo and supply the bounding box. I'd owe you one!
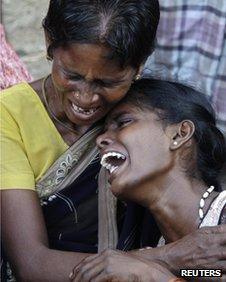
[135,74,141,81]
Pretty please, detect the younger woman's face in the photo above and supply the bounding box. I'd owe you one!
[51,43,137,126]
[96,102,175,198]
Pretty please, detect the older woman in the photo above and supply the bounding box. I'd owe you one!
[1,1,159,280]
[1,1,226,282]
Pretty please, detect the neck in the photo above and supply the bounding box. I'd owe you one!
[133,171,216,242]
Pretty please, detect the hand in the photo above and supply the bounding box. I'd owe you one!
[132,225,226,275]
[164,225,226,273]
[69,249,176,282]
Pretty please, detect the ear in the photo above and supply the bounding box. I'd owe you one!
[137,64,144,76]
[44,30,53,60]
[169,120,195,150]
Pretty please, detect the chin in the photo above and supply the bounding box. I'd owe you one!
[110,180,131,199]
[69,108,107,126]
[110,182,123,197]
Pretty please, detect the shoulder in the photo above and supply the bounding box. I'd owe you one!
[219,204,226,224]
[219,191,226,224]
[0,81,46,127]
[1,82,40,112]
[200,191,226,227]
[1,82,35,98]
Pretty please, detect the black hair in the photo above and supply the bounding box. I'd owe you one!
[42,0,159,69]
[123,79,226,191]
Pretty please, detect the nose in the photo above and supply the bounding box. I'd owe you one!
[96,131,114,149]
[78,82,99,105]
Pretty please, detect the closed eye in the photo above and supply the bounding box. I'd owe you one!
[62,69,84,81]
[67,74,83,81]
[117,118,133,128]
[95,80,117,88]
[94,78,125,89]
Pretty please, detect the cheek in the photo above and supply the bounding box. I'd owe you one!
[127,132,168,171]
[51,73,69,92]
[51,65,75,91]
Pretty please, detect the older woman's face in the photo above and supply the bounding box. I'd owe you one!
[51,43,136,126]
[96,102,175,199]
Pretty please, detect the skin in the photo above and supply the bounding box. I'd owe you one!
[70,249,177,282]
[1,43,137,281]
[97,102,221,240]
[36,43,137,145]
[71,102,226,282]
[2,43,226,282]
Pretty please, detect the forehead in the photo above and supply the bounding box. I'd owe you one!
[106,102,150,122]
[53,43,133,78]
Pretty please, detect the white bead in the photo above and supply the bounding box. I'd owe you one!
[203,192,209,199]
[200,198,205,208]
[199,186,215,222]
[207,186,214,193]
[199,208,204,219]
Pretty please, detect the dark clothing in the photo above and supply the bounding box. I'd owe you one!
[42,159,160,253]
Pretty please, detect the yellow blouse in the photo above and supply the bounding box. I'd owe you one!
[0,82,68,190]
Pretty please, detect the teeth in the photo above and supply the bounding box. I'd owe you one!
[110,166,118,174]
[100,151,126,174]
[72,103,98,115]
[102,152,126,160]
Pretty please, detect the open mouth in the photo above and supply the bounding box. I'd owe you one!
[72,102,99,116]
[101,151,126,174]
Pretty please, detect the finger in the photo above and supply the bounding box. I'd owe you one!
[195,228,226,247]
[206,246,226,260]
[73,260,105,282]
[71,255,106,281]
[204,261,226,274]
[197,264,226,276]
[75,251,109,270]
[71,253,99,278]
[199,224,226,236]
[75,253,99,269]
[72,249,114,275]
[92,273,115,282]
[92,273,129,282]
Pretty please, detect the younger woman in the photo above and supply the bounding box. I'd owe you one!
[98,78,226,230]
[72,79,226,281]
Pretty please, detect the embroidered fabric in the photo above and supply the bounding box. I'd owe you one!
[36,125,103,199]
[199,190,226,227]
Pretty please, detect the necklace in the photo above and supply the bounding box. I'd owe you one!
[41,74,78,134]
[199,185,215,221]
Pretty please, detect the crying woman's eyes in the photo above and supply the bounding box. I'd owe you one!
[104,114,135,131]
[117,117,133,128]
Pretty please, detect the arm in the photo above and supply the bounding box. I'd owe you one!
[1,189,91,282]
[69,224,226,282]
